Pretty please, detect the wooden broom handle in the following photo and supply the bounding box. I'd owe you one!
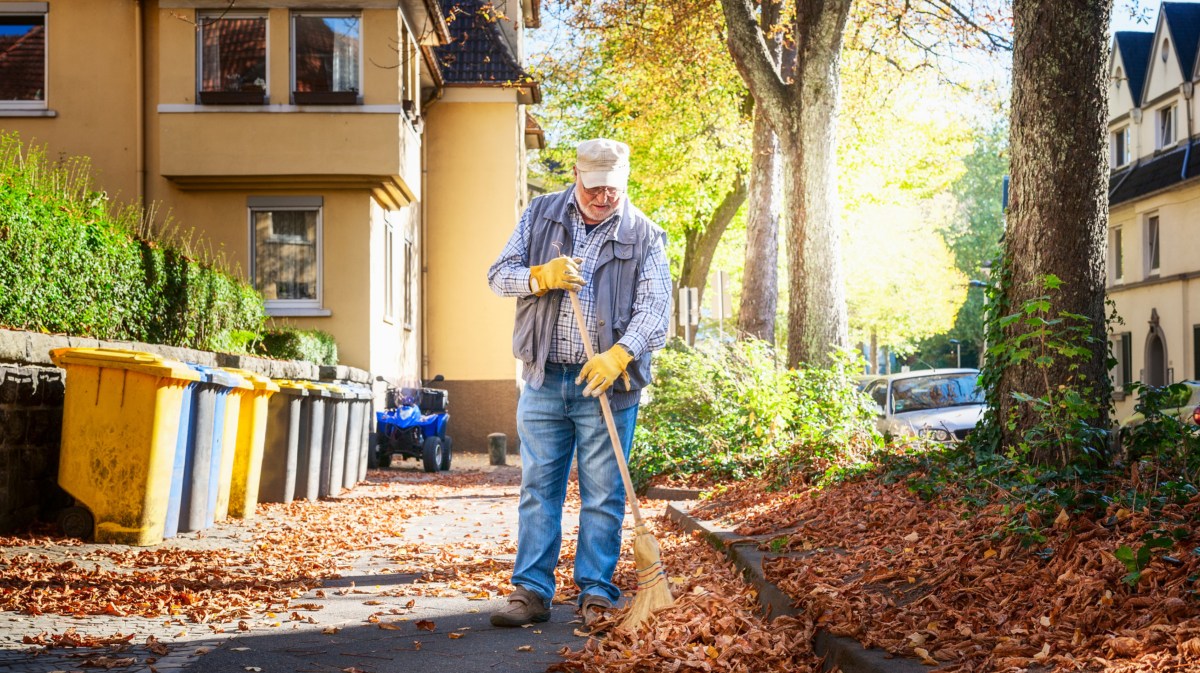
[567,290,645,527]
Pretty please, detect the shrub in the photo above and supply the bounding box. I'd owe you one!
[629,339,880,490]
[257,327,338,366]
[0,133,265,352]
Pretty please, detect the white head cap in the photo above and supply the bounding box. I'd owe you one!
[575,138,631,191]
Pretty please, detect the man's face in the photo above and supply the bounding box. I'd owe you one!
[573,167,624,224]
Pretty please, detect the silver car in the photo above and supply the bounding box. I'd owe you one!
[860,369,985,442]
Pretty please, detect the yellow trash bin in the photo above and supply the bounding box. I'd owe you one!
[220,368,279,520]
[211,370,252,523]
[50,348,200,546]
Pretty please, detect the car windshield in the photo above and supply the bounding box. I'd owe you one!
[891,373,983,413]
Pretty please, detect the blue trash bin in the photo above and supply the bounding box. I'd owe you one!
[163,374,199,540]
[175,365,245,533]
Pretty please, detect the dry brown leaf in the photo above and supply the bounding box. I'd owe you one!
[517,645,534,652]
[415,620,436,631]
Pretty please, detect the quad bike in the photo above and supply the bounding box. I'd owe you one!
[372,386,451,472]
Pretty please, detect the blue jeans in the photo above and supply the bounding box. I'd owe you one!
[512,363,638,607]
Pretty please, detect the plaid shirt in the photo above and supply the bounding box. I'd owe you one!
[489,192,671,369]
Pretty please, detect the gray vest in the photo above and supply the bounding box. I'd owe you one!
[512,189,664,410]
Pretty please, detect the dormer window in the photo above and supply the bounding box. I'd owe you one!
[1158,105,1176,148]
[1113,126,1131,166]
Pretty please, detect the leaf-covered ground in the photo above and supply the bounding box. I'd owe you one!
[682,468,1200,673]
[7,453,1195,672]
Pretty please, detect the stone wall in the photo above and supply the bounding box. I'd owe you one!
[0,366,69,534]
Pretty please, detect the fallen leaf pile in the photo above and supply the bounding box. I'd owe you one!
[0,464,534,630]
[698,472,1200,672]
[0,493,432,624]
[557,526,820,672]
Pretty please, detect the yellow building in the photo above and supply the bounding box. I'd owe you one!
[1107,1,1200,419]
[0,0,542,451]
[425,0,542,451]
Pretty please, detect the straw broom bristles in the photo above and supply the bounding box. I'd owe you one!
[565,291,675,632]
[621,523,674,629]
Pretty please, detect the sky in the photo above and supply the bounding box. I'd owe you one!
[1111,0,1161,33]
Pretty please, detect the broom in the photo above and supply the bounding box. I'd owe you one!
[567,290,674,630]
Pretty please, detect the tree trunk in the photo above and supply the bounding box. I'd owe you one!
[869,330,878,375]
[738,109,780,342]
[678,174,749,344]
[997,0,1112,465]
[719,0,852,368]
[780,2,851,366]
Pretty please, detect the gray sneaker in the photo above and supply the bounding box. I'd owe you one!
[490,586,550,627]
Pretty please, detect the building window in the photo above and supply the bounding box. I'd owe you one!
[400,15,419,120]
[249,196,323,311]
[1113,332,1133,395]
[384,215,395,323]
[197,12,267,105]
[1112,127,1131,167]
[1158,106,1176,148]
[292,12,361,105]
[0,4,47,108]
[403,236,414,331]
[1111,227,1124,282]
[1146,214,1161,275]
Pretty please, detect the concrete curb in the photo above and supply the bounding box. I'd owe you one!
[666,503,927,673]
[643,486,705,501]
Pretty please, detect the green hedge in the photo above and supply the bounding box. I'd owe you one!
[0,133,266,352]
[630,339,880,490]
[256,327,338,366]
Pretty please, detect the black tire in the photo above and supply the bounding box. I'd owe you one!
[57,506,93,540]
[439,435,453,471]
[422,436,443,473]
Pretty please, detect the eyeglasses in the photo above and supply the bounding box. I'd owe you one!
[581,184,623,199]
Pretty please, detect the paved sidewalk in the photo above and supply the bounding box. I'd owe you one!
[2,454,590,673]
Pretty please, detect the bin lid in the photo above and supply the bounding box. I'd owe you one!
[222,367,281,393]
[313,382,352,399]
[187,363,253,390]
[271,379,310,397]
[322,380,374,400]
[293,380,331,397]
[50,347,201,382]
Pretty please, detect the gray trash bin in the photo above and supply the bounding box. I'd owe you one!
[341,383,374,490]
[294,382,330,502]
[257,381,309,504]
[317,383,351,498]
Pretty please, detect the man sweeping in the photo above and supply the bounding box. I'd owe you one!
[486,138,671,630]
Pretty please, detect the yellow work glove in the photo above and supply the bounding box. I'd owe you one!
[577,345,634,397]
[529,256,584,296]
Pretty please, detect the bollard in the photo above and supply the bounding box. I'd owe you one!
[488,433,507,466]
